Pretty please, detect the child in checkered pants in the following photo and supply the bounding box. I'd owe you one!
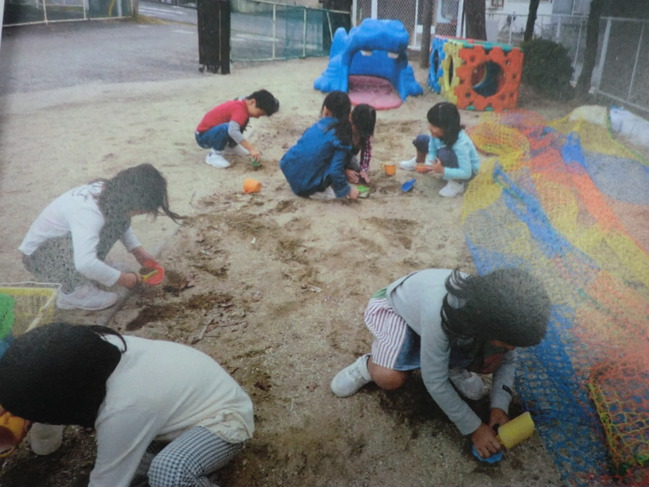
[0,323,253,487]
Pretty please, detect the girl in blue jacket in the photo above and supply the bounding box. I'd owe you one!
[400,102,480,198]
[280,91,360,201]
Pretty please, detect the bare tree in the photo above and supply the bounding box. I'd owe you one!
[524,0,540,41]
[576,0,605,99]
[465,0,486,40]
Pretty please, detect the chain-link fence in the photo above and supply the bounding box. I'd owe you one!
[4,0,646,113]
[3,0,133,25]
[487,12,649,114]
[353,0,459,50]
[594,17,648,114]
[229,0,349,61]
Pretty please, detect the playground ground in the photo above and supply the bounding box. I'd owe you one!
[0,19,580,487]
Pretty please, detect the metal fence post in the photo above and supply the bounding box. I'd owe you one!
[594,16,611,92]
[272,4,277,60]
[574,17,583,71]
[627,22,644,102]
[303,7,307,57]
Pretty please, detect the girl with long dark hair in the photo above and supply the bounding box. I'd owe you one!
[280,91,360,201]
[19,164,182,311]
[399,102,480,197]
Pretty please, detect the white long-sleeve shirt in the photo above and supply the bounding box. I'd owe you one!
[90,336,254,487]
[18,182,140,287]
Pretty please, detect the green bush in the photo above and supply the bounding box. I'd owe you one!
[521,38,575,100]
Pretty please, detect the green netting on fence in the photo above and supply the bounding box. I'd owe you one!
[231,0,349,61]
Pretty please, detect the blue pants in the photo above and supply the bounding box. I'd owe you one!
[412,135,459,169]
[195,124,236,151]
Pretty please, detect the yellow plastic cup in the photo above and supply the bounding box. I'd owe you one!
[497,411,535,449]
[382,162,396,176]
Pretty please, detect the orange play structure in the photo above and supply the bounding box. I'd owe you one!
[428,36,524,112]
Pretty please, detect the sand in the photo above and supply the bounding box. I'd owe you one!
[0,57,569,486]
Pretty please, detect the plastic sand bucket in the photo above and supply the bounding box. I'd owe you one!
[243,178,262,193]
[140,261,165,286]
[497,412,535,449]
[381,162,396,176]
[30,423,63,456]
[0,408,31,458]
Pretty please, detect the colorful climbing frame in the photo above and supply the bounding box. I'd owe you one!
[428,36,524,112]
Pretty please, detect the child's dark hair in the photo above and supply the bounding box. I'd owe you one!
[97,163,183,224]
[0,323,126,427]
[352,103,376,138]
[247,89,279,116]
[441,268,550,347]
[322,91,352,146]
[427,102,463,147]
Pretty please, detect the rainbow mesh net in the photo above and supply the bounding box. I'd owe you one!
[464,109,649,486]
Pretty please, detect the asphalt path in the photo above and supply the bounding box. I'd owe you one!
[0,1,328,95]
[0,3,203,96]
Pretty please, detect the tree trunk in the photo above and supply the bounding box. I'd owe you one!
[576,0,605,98]
[420,0,434,68]
[465,0,486,40]
[524,0,540,41]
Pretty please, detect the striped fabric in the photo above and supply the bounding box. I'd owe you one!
[365,297,413,370]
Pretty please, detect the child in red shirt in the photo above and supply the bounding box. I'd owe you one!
[195,89,279,168]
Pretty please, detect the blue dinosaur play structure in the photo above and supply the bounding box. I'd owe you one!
[314,19,422,109]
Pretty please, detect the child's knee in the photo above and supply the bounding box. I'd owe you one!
[148,450,200,487]
[438,147,459,168]
[412,134,430,154]
[370,364,408,390]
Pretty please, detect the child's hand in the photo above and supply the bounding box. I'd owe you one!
[359,170,370,183]
[489,408,509,430]
[132,246,156,266]
[118,271,142,289]
[345,169,360,184]
[347,186,360,200]
[249,148,262,163]
[431,158,444,175]
[471,423,503,459]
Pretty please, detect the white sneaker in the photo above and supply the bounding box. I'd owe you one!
[309,186,337,200]
[399,157,417,171]
[439,180,465,197]
[223,144,249,157]
[331,354,372,397]
[448,368,488,400]
[205,150,231,168]
[56,284,119,311]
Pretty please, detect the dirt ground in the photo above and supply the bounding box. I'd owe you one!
[0,56,574,486]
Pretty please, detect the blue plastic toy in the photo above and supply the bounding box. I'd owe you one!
[401,178,416,192]
[314,19,423,103]
[472,445,504,463]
